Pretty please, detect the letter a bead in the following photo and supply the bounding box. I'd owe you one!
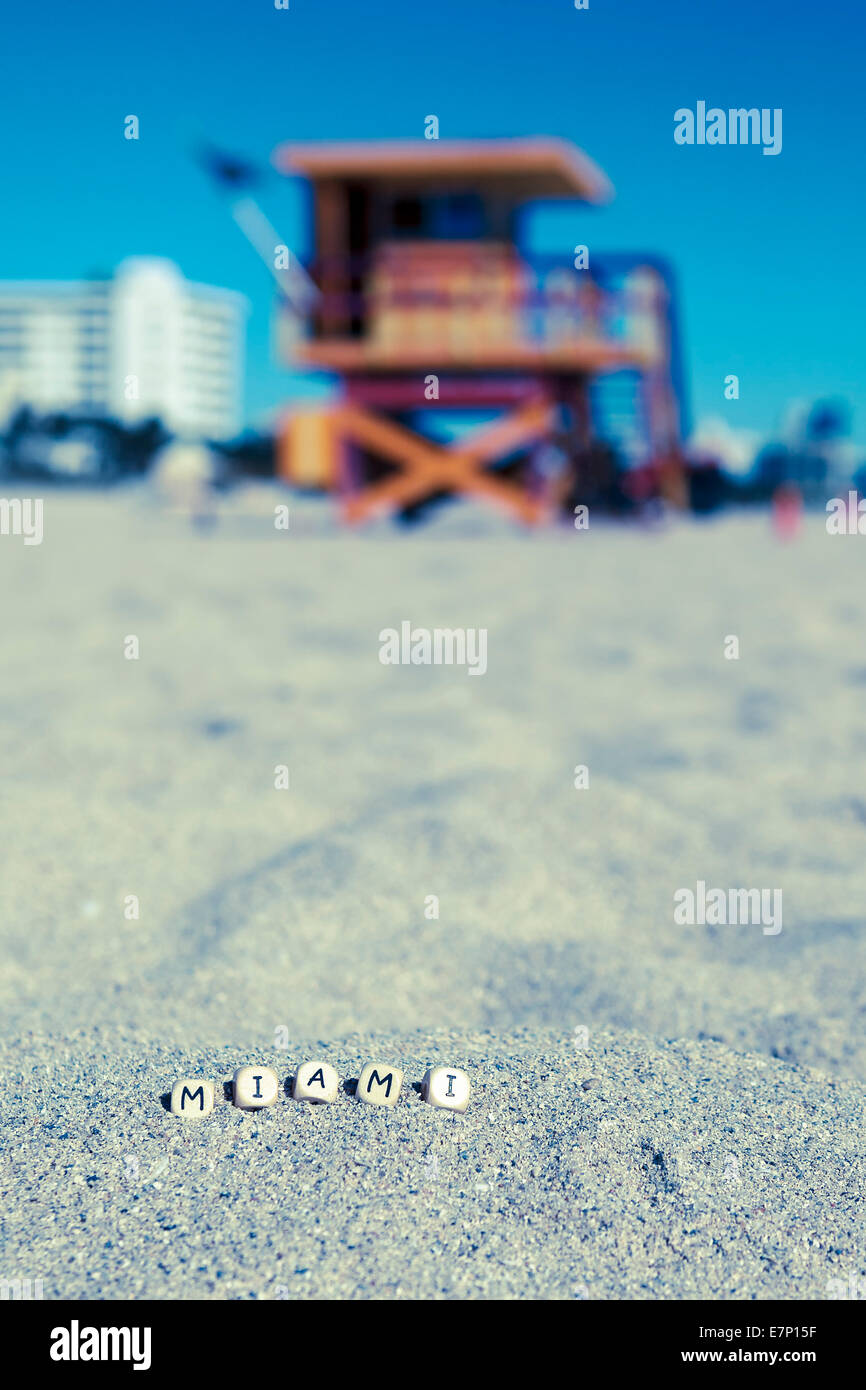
[356,1062,403,1107]
[421,1066,470,1113]
[233,1065,280,1109]
[171,1079,215,1118]
[293,1061,339,1104]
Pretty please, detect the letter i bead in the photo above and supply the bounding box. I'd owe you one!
[232,1065,280,1109]
[421,1066,470,1113]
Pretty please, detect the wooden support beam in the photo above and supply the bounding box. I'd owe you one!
[344,376,553,409]
[333,399,555,524]
[457,398,557,466]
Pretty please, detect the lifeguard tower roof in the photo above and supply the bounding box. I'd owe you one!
[272,137,613,203]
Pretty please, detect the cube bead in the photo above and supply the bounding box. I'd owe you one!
[170,1078,215,1118]
[293,1061,339,1104]
[421,1065,470,1113]
[356,1062,403,1107]
[233,1065,280,1109]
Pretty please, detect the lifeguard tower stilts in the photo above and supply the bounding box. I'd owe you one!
[272,138,687,523]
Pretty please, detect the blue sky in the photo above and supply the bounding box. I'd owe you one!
[1,0,863,441]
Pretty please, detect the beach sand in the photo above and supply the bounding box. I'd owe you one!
[0,491,864,1299]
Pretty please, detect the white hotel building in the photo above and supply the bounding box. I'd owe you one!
[0,258,248,440]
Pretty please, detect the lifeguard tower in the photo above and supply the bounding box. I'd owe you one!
[271,138,687,522]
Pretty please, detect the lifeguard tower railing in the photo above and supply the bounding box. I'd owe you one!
[292,250,666,357]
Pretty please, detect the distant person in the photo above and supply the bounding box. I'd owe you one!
[150,439,221,526]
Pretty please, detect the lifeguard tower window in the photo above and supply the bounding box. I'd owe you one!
[388,192,487,240]
[391,196,424,233]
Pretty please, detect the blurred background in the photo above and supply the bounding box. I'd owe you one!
[0,0,864,518]
[1,0,865,1075]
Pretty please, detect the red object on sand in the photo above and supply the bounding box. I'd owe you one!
[772,484,803,539]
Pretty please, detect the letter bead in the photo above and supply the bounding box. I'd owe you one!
[232,1065,280,1109]
[293,1061,339,1104]
[421,1065,470,1113]
[356,1062,403,1107]
[170,1078,215,1118]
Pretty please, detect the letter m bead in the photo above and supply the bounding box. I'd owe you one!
[170,1078,215,1117]
[356,1062,403,1107]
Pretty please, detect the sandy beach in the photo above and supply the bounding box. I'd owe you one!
[1,491,864,1300]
